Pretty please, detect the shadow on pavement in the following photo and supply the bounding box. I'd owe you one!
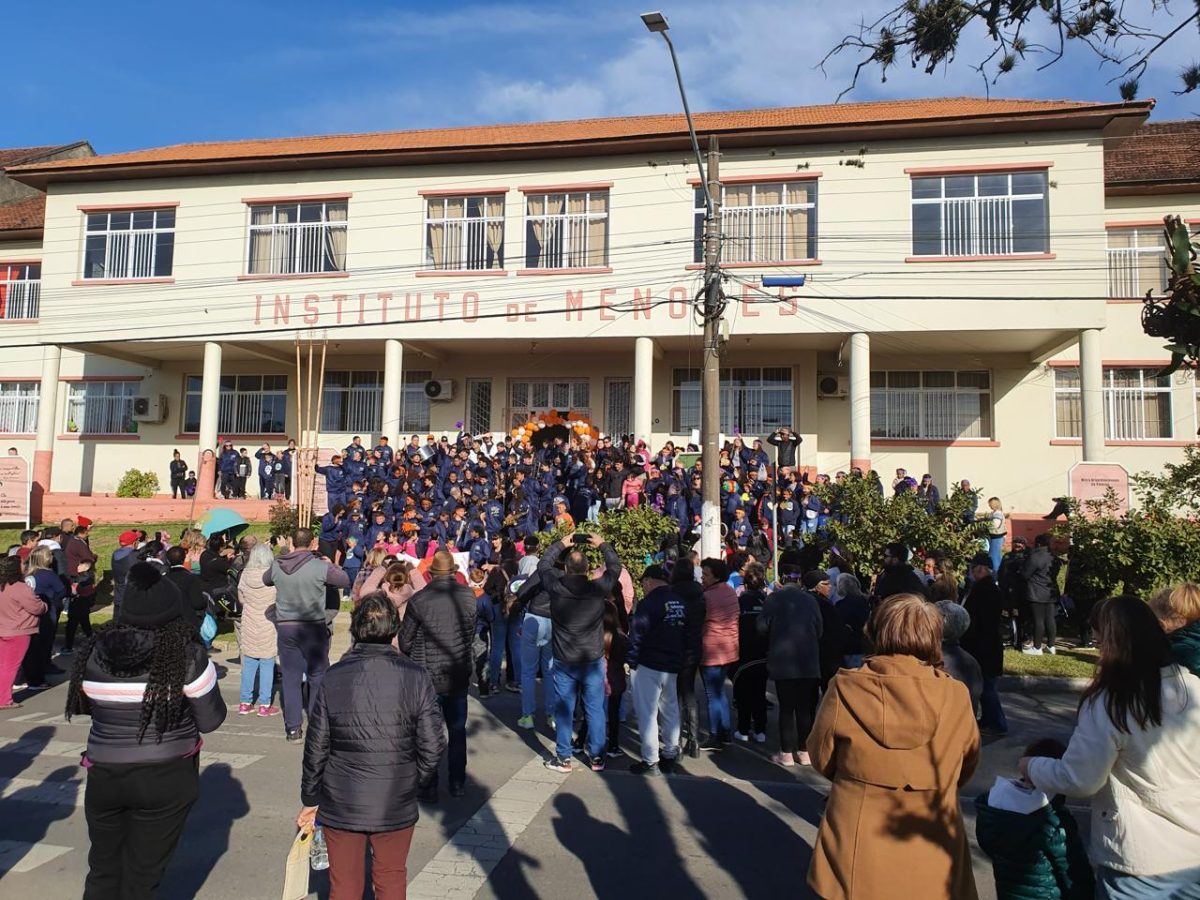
[160,763,249,898]
[0,727,78,879]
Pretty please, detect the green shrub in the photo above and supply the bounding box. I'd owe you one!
[114,469,160,498]
[537,505,678,596]
[268,499,298,539]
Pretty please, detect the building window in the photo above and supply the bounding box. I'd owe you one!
[509,379,591,427]
[911,171,1048,257]
[1054,366,1172,441]
[0,382,38,433]
[672,367,792,435]
[322,371,382,433]
[524,191,608,269]
[1107,226,1168,299]
[466,378,492,434]
[183,374,288,434]
[0,264,40,319]
[694,181,817,264]
[606,378,631,439]
[869,370,992,440]
[66,381,137,434]
[82,209,175,279]
[401,371,433,433]
[247,201,347,275]
[425,196,504,270]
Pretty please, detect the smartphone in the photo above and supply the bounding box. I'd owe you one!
[572,533,591,545]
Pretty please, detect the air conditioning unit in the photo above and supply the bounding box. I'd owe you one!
[817,375,849,399]
[423,379,455,402]
[131,394,169,423]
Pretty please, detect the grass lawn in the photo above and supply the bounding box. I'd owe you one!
[1002,646,1098,679]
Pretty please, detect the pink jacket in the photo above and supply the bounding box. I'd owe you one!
[0,581,46,637]
[701,581,740,666]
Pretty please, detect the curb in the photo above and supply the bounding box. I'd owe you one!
[998,675,1089,693]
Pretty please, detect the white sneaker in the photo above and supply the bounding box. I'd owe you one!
[1021,646,1043,656]
[753,732,767,744]
[1046,645,1057,656]
[732,731,750,743]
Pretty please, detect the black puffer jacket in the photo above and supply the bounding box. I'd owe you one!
[78,626,226,765]
[672,577,706,668]
[397,575,477,694]
[301,643,446,832]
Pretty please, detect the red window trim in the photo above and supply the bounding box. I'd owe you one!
[242,193,352,205]
[72,278,175,286]
[418,187,509,198]
[78,202,180,212]
[686,172,822,186]
[903,162,1055,176]
[517,182,613,194]
[60,375,144,383]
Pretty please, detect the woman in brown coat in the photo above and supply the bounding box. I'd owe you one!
[806,593,980,900]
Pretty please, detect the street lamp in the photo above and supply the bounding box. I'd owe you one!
[640,11,711,215]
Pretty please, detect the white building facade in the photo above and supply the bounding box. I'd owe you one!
[0,96,1195,519]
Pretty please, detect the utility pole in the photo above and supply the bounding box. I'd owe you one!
[699,137,723,560]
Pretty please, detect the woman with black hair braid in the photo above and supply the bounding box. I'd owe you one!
[66,561,226,899]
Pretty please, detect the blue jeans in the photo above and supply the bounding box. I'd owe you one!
[987,535,1004,577]
[552,659,606,760]
[520,613,555,719]
[979,675,1007,732]
[239,656,275,706]
[1097,866,1200,899]
[436,689,468,789]
[701,664,731,736]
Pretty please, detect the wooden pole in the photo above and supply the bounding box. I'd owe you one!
[294,338,303,509]
[312,336,328,522]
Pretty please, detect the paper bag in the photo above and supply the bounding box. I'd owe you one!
[281,830,312,900]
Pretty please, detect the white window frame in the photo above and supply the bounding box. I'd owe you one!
[246,200,348,275]
[424,195,505,271]
[508,379,591,427]
[401,370,433,433]
[1106,226,1168,299]
[0,381,39,433]
[1054,366,1174,441]
[0,263,40,319]
[671,367,793,435]
[869,370,993,441]
[694,181,817,264]
[523,190,609,269]
[183,374,289,435]
[66,381,138,435]
[81,208,175,280]
[910,171,1048,257]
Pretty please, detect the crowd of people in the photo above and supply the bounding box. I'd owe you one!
[0,431,1196,896]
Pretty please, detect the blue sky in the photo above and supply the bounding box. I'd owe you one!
[7,1,1196,154]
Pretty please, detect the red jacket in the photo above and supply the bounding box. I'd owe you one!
[0,581,47,637]
[701,582,740,666]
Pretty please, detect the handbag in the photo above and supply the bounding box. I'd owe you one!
[280,830,312,900]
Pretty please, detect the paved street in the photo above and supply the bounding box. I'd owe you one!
[0,631,1085,899]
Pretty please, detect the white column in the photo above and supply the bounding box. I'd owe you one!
[381,339,404,439]
[849,332,871,470]
[35,345,61,456]
[633,336,654,444]
[1079,328,1104,461]
[196,341,222,500]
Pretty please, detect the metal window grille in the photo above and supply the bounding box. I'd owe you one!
[183,375,288,434]
[0,382,39,432]
[671,368,793,435]
[0,264,40,319]
[322,372,383,433]
[401,371,432,433]
[66,382,137,434]
[466,379,492,434]
[508,380,591,427]
[424,196,504,270]
[1053,367,1172,440]
[606,379,631,438]
[694,183,816,264]
[524,192,608,268]
[247,201,347,275]
[869,371,992,440]
[82,209,175,279]
[1106,227,1168,299]
[911,173,1046,257]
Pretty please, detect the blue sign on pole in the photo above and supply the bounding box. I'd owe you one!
[760,275,806,288]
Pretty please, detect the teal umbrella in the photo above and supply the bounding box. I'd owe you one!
[198,507,249,540]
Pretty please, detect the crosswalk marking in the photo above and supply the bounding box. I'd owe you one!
[0,738,263,770]
[0,840,73,874]
[7,712,73,725]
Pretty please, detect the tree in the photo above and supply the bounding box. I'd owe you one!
[825,1,1200,101]
[1141,215,1200,376]
[1130,444,1200,513]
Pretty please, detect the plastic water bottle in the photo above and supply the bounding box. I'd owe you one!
[310,825,329,871]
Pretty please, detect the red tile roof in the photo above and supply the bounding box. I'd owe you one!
[0,146,62,168]
[8,97,1149,178]
[0,196,46,233]
[1105,120,1200,187]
